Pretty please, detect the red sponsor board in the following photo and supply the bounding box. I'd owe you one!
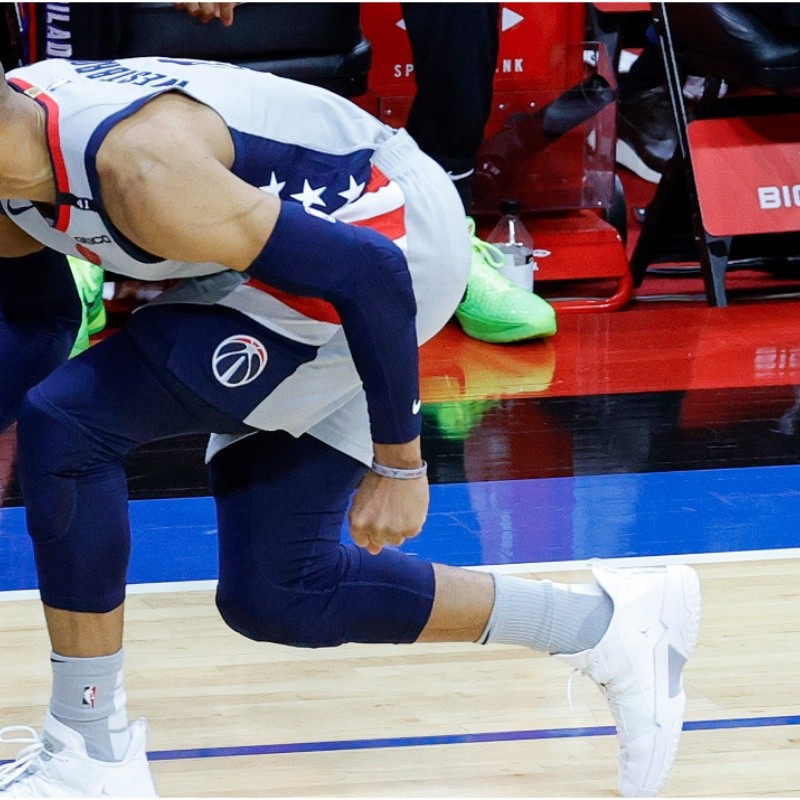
[688,114,800,237]
[361,3,586,109]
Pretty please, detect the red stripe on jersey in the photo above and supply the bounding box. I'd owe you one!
[246,279,342,325]
[8,78,71,232]
[350,205,406,241]
[365,166,391,193]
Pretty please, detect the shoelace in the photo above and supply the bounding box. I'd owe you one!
[565,668,600,723]
[466,217,505,269]
[0,727,44,788]
[566,667,632,737]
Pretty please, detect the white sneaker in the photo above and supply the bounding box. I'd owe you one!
[558,563,701,797]
[0,713,157,797]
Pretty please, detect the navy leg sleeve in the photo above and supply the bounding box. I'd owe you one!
[16,300,435,629]
[0,250,82,431]
[210,431,436,647]
[16,323,250,612]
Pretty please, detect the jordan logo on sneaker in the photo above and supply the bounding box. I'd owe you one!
[639,626,654,642]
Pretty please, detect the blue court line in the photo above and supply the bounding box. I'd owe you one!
[143,713,800,762]
[4,464,800,593]
[2,715,799,769]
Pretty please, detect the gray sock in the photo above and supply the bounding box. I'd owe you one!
[479,575,614,654]
[49,649,131,762]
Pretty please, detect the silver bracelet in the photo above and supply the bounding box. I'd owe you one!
[370,459,428,480]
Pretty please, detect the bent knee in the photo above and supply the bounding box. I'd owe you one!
[17,376,134,479]
[215,586,345,648]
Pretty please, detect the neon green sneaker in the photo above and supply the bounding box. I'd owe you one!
[67,257,106,358]
[454,219,557,344]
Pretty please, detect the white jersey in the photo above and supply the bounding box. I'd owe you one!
[1,57,471,463]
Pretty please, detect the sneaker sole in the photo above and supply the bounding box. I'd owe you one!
[638,565,701,797]
[615,139,663,185]
[455,315,557,344]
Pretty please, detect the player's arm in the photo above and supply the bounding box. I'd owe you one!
[101,133,423,452]
[102,127,426,553]
[0,213,83,431]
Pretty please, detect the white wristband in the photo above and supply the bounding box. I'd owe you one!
[370,459,428,480]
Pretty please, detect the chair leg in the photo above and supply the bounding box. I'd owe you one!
[681,143,731,308]
[629,154,686,286]
[696,234,731,307]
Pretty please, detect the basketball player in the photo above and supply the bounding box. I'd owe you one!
[0,56,700,797]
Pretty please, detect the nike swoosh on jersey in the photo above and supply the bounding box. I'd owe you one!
[445,168,475,182]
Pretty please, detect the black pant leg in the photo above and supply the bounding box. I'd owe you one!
[401,2,500,210]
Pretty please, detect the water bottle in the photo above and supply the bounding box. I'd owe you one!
[487,199,537,292]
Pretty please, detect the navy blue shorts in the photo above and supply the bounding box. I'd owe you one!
[126,303,320,426]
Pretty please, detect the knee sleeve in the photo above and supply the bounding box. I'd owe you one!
[16,391,130,612]
[211,431,436,649]
[216,543,435,648]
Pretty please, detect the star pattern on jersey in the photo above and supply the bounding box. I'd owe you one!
[290,179,328,208]
[254,172,366,210]
[259,172,286,197]
[338,176,365,205]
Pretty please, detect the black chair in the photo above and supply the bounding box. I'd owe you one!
[119,3,372,97]
[630,3,800,306]
[117,3,370,98]
[666,3,800,93]
[3,3,371,97]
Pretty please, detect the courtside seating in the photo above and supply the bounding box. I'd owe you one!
[630,3,800,306]
[118,2,371,98]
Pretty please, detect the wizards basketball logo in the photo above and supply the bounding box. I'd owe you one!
[212,335,268,387]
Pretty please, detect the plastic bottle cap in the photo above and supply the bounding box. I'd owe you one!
[499,198,522,216]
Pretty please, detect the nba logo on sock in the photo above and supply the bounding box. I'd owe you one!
[82,685,98,708]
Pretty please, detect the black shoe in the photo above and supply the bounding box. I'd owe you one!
[615,85,677,183]
[668,3,800,90]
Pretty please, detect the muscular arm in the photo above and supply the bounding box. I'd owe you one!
[100,100,427,554]
[0,214,82,431]
[100,99,422,449]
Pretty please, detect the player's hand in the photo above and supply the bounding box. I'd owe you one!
[174,3,237,27]
[348,469,429,556]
